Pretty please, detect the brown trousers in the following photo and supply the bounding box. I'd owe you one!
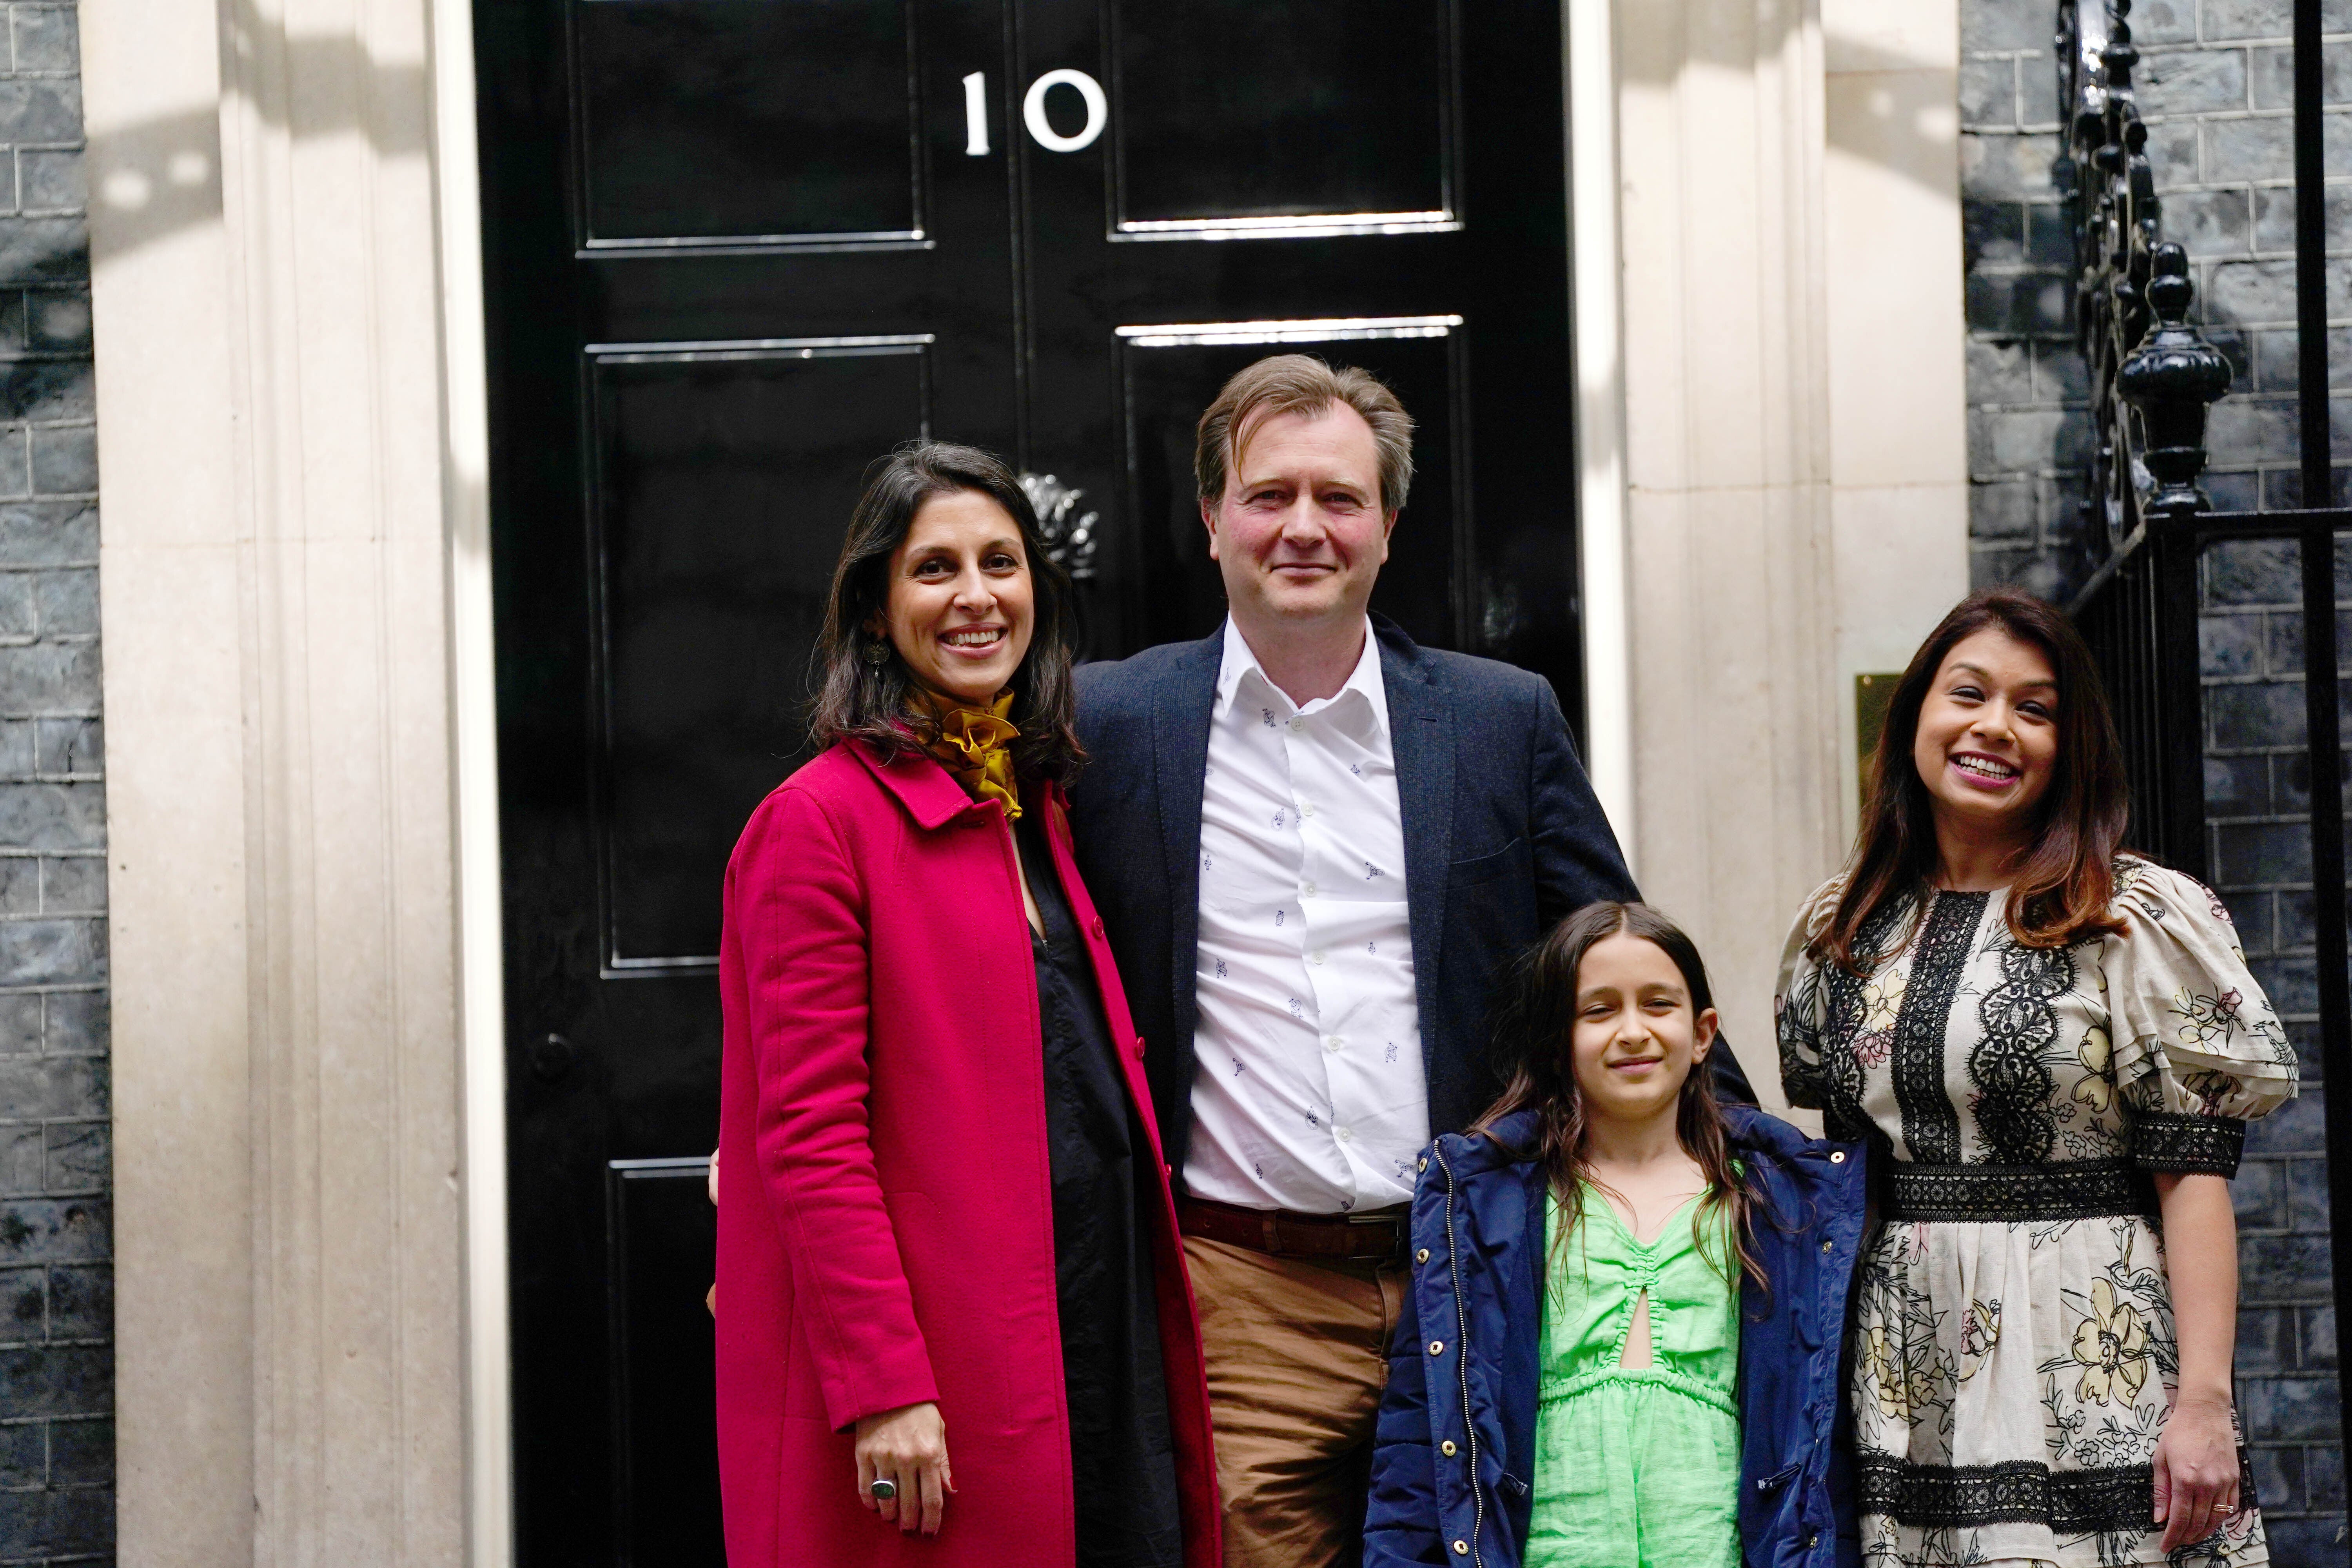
[1182,1234,1412,1568]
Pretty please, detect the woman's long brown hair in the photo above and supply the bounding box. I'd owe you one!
[1473,902,1764,1296]
[1817,588,2129,973]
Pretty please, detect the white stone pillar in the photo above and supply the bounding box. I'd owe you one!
[1602,0,1967,1106]
[1614,0,1844,1101]
[83,0,475,1555]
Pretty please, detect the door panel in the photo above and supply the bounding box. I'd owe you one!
[477,2,1574,1561]
[575,0,924,246]
[1109,0,1455,232]
[590,339,929,968]
[606,1159,722,1564]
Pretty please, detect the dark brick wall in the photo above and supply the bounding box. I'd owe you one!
[2198,539,2347,1562]
[1967,3,2351,1561]
[1963,0,2352,599]
[0,5,107,1563]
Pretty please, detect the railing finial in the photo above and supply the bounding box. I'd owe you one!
[2116,243,2231,519]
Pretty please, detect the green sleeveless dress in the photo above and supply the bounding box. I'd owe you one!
[1526,1183,1742,1568]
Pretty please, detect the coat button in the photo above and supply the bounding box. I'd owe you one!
[1829,1151,1846,1163]
[1091,916,1105,938]
[1440,1439,1457,1456]
[1416,1248,1430,1264]
[1133,1035,1147,1059]
[1428,1340,1444,1356]
[1451,1542,1468,1556]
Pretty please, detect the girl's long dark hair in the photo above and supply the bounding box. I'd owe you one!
[809,441,1085,784]
[1472,902,1764,1296]
[1817,587,2128,973]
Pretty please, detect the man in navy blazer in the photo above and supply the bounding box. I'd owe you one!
[1067,355,1751,1566]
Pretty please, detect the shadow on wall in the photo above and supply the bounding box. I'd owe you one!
[1618,5,1960,204]
[85,13,429,265]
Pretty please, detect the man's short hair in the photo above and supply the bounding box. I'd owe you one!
[1194,354,1416,516]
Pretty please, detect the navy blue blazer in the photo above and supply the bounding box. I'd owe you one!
[1068,615,1754,1185]
[1363,1105,1867,1568]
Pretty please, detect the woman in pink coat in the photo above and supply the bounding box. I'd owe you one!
[713,442,1220,1568]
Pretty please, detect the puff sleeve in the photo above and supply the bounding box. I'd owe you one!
[1775,877,1846,1112]
[2100,860,2299,1177]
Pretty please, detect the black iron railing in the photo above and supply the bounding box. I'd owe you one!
[2061,0,2352,1421]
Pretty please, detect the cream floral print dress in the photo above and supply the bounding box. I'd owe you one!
[1777,858,2298,1568]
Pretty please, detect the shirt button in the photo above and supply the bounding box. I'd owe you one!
[1288,716,1306,733]
[1325,1034,1344,1053]
[1336,1126,1353,1143]
[1428,1339,1444,1356]
[1439,1439,1457,1456]
[1416,1247,1430,1264]
[1301,880,1318,898]
[1310,949,1327,965]
[1301,800,1317,818]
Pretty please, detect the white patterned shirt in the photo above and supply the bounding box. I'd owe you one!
[1185,616,1428,1214]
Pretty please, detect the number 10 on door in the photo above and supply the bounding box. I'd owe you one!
[963,71,1109,156]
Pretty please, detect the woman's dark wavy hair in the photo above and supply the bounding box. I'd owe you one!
[809,441,1086,784]
[1472,902,1764,1298]
[1816,587,2128,973]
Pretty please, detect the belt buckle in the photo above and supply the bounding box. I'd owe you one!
[1345,1208,1405,1263]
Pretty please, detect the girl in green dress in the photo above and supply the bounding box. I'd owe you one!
[1365,902,1869,1568]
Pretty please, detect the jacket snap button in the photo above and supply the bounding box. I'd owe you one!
[1440,1439,1457,1456]
[1451,1542,1468,1556]
[1417,1157,1428,1172]
[1416,1248,1430,1264]
[1829,1150,1846,1163]
[1428,1339,1444,1356]
[1821,1239,1835,1254]
[1803,1531,1818,1549]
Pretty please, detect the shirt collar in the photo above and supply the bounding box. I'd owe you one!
[1213,615,1391,738]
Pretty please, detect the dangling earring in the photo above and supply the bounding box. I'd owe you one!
[863,637,892,666]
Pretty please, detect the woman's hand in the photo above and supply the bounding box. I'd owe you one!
[704,1147,720,1316]
[855,1401,953,1534]
[2152,1390,2239,1550]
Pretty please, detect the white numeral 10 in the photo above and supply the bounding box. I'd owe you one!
[961,69,1109,156]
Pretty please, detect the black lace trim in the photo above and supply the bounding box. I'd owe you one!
[1889,892,1985,1164]
[1856,1455,2152,1532]
[1968,940,2070,1163]
[1880,1157,2156,1221]
[1858,1446,2258,1532]
[2133,1112,2247,1177]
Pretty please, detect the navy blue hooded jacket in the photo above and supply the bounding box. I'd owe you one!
[1364,1102,1867,1568]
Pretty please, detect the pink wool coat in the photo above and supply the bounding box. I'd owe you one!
[713,740,1221,1568]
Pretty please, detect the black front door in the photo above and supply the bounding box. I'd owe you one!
[474,2,1577,1561]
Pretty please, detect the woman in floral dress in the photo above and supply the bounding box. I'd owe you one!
[1776,590,2297,1568]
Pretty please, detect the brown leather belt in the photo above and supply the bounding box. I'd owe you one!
[1177,1196,1408,1262]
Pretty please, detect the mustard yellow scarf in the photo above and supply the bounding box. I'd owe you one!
[907,688,1023,820]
